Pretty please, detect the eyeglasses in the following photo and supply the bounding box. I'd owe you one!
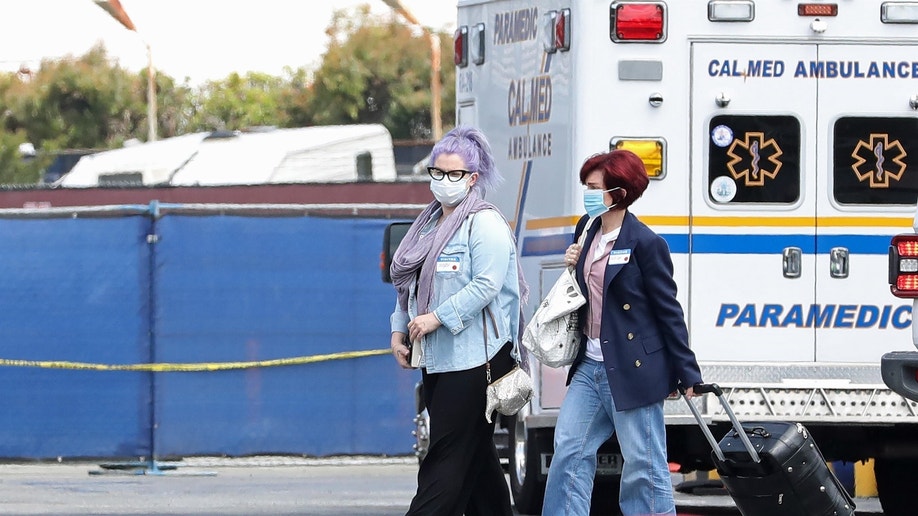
[427,167,472,182]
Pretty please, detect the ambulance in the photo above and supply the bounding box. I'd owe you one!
[452,1,918,513]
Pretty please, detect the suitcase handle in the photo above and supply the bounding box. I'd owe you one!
[680,383,761,464]
[736,426,770,439]
[691,382,723,396]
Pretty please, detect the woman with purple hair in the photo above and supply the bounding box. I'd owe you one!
[389,125,527,515]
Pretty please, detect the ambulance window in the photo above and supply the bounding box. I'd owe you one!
[833,117,918,205]
[707,115,801,204]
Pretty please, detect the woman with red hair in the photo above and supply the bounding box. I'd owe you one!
[543,149,703,515]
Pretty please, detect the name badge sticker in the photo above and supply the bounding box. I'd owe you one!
[608,249,631,266]
[436,256,461,272]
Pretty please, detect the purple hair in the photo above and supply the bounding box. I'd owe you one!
[429,125,502,195]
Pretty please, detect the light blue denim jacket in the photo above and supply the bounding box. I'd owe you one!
[390,208,522,373]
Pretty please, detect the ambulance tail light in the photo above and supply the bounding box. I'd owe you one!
[612,138,666,179]
[797,3,838,16]
[542,9,572,53]
[882,2,918,24]
[454,26,468,67]
[889,235,918,298]
[610,2,666,43]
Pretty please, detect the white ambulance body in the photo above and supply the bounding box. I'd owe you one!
[455,0,918,512]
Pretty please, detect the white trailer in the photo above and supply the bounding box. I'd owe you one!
[454,1,918,513]
[59,124,397,187]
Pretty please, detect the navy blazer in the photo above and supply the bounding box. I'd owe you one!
[567,211,702,411]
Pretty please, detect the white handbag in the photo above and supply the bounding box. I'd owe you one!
[521,224,589,368]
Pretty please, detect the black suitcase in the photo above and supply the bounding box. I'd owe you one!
[682,383,856,516]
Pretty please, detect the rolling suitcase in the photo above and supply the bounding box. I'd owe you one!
[682,383,856,516]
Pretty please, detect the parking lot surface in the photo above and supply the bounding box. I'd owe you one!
[0,456,884,515]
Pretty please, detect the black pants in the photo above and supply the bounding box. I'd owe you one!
[406,343,514,516]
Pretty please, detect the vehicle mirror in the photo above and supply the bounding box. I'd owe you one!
[381,222,412,283]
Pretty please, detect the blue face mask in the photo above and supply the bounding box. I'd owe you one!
[583,187,621,218]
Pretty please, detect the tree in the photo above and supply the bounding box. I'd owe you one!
[185,72,290,132]
[307,5,455,140]
[0,45,197,183]
[5,45,142,150]
[0,131,51,185]
[277,67,316,129]
[1,45,193,148]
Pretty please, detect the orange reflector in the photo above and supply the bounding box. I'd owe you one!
[798,3,838,16]
[613,139,665,178]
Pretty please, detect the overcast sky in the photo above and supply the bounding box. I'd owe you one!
[0,1,457,85]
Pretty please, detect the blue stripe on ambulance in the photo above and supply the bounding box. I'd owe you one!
[520,233,893,257]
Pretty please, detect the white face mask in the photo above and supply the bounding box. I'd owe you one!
[430,177,471,207]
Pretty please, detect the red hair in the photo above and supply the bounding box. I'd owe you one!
[578,149,649,209]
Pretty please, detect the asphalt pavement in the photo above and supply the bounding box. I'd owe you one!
[0,456,885,515]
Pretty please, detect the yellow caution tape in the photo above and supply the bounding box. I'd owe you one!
[0,349,391,372]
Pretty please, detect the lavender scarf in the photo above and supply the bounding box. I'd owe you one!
[390,188,528,318]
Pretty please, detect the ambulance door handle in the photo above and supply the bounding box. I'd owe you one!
[783,247,802,279]
[830,247,849,279]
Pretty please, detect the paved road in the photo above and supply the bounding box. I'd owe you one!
[0,456,884,515]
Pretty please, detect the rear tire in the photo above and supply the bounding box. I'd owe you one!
[875,457,918,516]
[508,413,545,515]
[508,412,623,515]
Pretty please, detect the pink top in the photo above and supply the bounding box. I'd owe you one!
[582,226,620,360]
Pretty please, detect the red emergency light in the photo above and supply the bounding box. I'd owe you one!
[454,26,468,67]
[544,9,572,53]
[611,2,665,42]
[555,9,571,52]
[798,3,838,17]
[889,234,918,298]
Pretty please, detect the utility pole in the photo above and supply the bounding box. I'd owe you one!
[381,0,442,141]
[93,0,157,142]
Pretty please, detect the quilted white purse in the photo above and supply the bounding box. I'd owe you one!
[521,226,589,368]
[482,308,533,423]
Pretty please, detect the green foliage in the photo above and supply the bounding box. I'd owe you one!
[0,132,51,184]
[185,72,289,132]
[6,45,145,149]
[308,5,455,139]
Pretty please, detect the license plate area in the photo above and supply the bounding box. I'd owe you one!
[540,453,623,476]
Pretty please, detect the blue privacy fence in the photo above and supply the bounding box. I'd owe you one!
[0,204,419,460]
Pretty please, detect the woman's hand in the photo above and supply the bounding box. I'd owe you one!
[391,332,411,369]
[671,386,697,399]
[565,243,582,266]
[408,313,442,343]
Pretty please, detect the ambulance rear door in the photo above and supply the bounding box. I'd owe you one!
[690,42,818,362]
[814,44,918,362]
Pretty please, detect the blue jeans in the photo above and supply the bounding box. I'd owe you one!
[543,358,675,516]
